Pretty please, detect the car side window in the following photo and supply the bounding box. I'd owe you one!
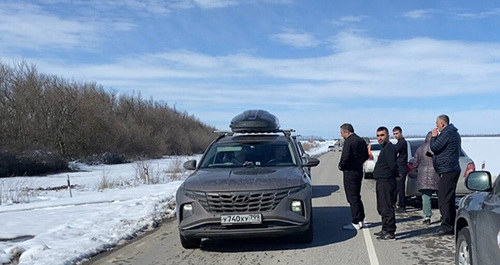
[492,174,500,196]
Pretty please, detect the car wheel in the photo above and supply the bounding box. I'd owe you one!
[180,234,201,249]
[456,227,473,265]
[295,211,314,244]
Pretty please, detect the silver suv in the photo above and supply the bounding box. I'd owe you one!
[176,110,320,249]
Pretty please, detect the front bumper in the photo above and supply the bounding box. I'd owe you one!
[176,185,312,239]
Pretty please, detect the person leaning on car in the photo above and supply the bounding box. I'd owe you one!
[338,123,369,230]
[413,131,440,225]
[430,114,461,236]
[372,126,399,240]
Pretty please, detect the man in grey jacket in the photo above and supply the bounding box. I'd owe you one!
[430,114,461,236]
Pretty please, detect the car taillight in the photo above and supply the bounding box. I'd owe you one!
[407,162,416,178]
[367,144,373,160]
[463,162,475,178]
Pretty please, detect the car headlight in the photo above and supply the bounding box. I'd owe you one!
[291,200,304,216]
[182,203,194,219]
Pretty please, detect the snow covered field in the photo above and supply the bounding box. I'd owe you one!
[0,137,498,265]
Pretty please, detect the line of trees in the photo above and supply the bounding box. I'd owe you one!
[0,61,216,175]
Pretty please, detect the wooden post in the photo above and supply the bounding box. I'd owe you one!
[67,175,73,198]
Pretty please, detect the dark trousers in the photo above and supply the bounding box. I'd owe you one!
[438,171,460,232]
[395,168,408,207]
[343,170,365,224]
[376,178,397,234]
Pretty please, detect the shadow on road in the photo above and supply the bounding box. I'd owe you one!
[312,185,340,198]
[200,206,355,252]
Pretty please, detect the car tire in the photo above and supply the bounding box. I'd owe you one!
[295,211,314,244]
[180,234,201,249]
[455,227,473,265]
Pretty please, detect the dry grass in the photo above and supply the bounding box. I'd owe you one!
[0,178,36,204]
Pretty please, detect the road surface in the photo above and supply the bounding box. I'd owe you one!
[86,151,455,265]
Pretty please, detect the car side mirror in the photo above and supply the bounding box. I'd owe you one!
[466,171,492,192]
[304,157,320,167]
[183,160,197,170]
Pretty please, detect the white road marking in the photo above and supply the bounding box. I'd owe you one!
[362,225,380,265]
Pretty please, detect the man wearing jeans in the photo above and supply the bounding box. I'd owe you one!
[338,123,369,230]
[430,114,461,236]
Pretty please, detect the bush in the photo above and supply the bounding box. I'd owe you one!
[0,150,69,178]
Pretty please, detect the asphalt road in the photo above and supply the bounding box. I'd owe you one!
[85,151,455,265]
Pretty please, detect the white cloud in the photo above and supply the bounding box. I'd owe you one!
[271,31,320,48]
[0,3,100,50]
[403,9,433,19]
[0,2,141,51]
[27,32,500,99]
[452,8,500,19]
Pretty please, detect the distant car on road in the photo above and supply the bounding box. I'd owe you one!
[455,170,500,265]
[176,110,320,249]
[328,145,335,152]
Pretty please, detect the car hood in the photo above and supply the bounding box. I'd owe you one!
[181,167,307,192]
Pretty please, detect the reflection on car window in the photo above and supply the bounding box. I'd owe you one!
[200,141,296,168]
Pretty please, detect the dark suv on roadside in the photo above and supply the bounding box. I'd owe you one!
[175,110,320,249]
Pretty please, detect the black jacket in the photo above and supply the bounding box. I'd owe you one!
[373,141,399,179]
[430,124,461,174]
[338,133,369,171]
[394,138,408,173]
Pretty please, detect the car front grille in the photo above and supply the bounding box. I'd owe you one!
[184,185,305,213]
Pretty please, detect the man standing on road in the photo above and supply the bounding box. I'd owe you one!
[393,126,408,213]
[338,123,369,230]
[430,114,461,236]
[373,126,399,240]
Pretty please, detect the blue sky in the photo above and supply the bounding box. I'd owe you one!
[1,0,500,139]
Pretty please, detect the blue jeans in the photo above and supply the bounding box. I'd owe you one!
[421,189,435,218]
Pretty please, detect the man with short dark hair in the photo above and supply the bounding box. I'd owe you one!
[373,126,398,240]
[430,114,461,236]
[393,126,408,213]
[338,123,369,230]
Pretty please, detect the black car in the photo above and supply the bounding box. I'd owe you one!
[455,170,500,265]
[176,110,320,249]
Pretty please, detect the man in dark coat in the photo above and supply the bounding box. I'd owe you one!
[430,114,461,236]
[373,126,398,240]
[393,126,408,213]
[338,123,369,230]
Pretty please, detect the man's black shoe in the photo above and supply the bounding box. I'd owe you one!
[376,233,396,241]
[373,230,387,237]
[395,207,406,213]
[422,218,431,225]
[435,228,453,236]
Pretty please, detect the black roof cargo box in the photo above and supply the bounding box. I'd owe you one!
[230,109,280,133]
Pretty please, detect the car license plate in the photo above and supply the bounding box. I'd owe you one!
[221,214,262,225]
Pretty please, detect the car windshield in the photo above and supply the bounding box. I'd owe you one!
[370,143,382,151]
[200,140,297,168]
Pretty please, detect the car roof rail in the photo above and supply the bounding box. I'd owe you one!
[280,129,295,136]
[214,130,234,136]
[214,129,295,137]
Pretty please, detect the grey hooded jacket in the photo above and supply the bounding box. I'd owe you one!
[414,132,440,191]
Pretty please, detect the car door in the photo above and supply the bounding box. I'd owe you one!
[475,175,500,264]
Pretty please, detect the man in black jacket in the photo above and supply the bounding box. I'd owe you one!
[430,114,461,236]
[373,126,398,240]
[338,123,369,230]
[393,126,408,213]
